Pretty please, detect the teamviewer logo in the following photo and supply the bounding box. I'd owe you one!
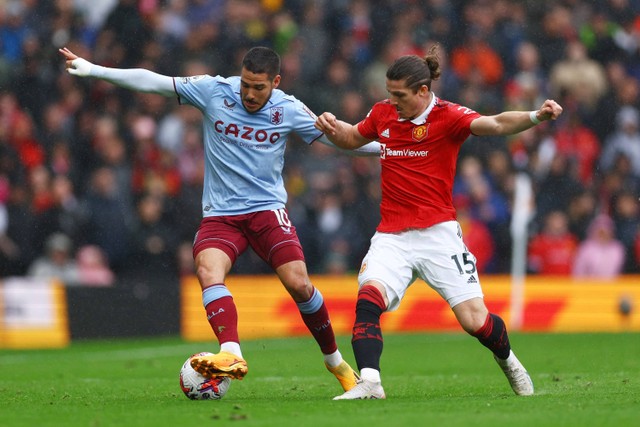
[380,143,386,159]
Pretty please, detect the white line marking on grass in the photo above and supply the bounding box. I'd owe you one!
[0,343,205,364]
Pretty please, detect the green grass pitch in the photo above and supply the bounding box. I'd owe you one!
[1,332,638,427]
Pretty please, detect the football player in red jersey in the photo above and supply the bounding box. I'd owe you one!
[315,45,563,399]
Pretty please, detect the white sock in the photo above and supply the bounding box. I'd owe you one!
[360,368,381,383]
[496,350,516,367]
[220,342,242,358]
[323,349,343,368]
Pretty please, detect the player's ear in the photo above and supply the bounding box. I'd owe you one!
[272,74,281,88]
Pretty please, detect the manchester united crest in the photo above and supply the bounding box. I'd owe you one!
[270,107,284,125]
[412,124,429,142]
[359,261,367,275]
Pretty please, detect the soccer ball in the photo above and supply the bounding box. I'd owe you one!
[179,352,231,400]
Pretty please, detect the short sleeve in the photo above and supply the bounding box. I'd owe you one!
[357,107,380,140]
[173,74,218,110]
[289,98,323,145]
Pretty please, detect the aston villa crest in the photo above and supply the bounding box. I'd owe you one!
[270,107,284,125]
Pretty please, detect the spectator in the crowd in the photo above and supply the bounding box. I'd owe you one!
[611,190,640,273]
[579,8,626,65]
[81,166,135,271]
[27,232,80,284]
[76,244,115,286]
[504,41,547,112]
[528,210,578,275]
[125,193,179,280]
[0,182,35,276]
[551,109,601,185]
[450,29,504,87]
[534,152,583,223]
[533,4,577,71]
[548,39,608,113]
[573,214,625,279]
[566,189,598,241]
[589,64,639,143]
[49,174,86,244]
[600,106,640,177]
[312,57,355,114]
[296,2,330,84]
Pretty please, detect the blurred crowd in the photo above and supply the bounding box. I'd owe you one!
[1,0,640,286]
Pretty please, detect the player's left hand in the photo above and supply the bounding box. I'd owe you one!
[536,99,563,122]
[59,47,93,77]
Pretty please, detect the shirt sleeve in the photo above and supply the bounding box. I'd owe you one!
[356,106,380,140]
[290,98,323,144]
[448,103,481,140]
[173,74,218,110]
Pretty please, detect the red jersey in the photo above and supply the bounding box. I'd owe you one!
[357,96,480,232]
[527,233,578,275]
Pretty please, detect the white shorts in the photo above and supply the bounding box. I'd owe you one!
[357,221,484,311]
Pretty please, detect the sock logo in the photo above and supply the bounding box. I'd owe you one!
[314,319,331,331]
[352,322,382,341]
[207,308,225,319]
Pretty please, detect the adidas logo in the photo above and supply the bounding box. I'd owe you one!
[467,275,478,284]
[381,128,390,138]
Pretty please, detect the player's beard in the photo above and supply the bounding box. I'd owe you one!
[242,90,272,113]
[243,99,262,112]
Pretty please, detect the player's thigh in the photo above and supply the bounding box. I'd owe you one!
[358,232,415,312]
[415,221,484,308]
[245,208,306,269]
[193,216,250,267]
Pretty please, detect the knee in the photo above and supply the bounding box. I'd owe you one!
[453,299,489,334]
[286,274,313,301]
[195,263,212,284]
[461,312,489,334]
[196,262,221,288]
[195,249,231,287]
[277,261,313,301]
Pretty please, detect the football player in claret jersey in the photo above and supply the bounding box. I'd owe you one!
[59,46,380,395]
[315,45,563,399]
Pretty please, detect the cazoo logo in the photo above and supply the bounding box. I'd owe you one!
[380,143,428,159]
[213,120,281,144]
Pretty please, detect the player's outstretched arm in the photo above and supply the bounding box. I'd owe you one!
[471,99,563,136]
[59,47,176,97]
[315,112,372,150]
[317,136,381,157]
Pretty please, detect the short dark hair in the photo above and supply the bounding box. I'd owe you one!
[242,47,281,79]
[386,45,441,92]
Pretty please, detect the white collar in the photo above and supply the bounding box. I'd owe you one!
[398,92,437,125]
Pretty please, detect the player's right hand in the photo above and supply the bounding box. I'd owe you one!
[315,112,338,135]
[58,47,93,77]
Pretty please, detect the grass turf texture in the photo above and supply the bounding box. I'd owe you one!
[1,333,638,427]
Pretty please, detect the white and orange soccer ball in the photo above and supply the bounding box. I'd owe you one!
[179,352,231,400]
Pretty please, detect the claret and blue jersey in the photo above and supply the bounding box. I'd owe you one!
[174,74,323,217]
